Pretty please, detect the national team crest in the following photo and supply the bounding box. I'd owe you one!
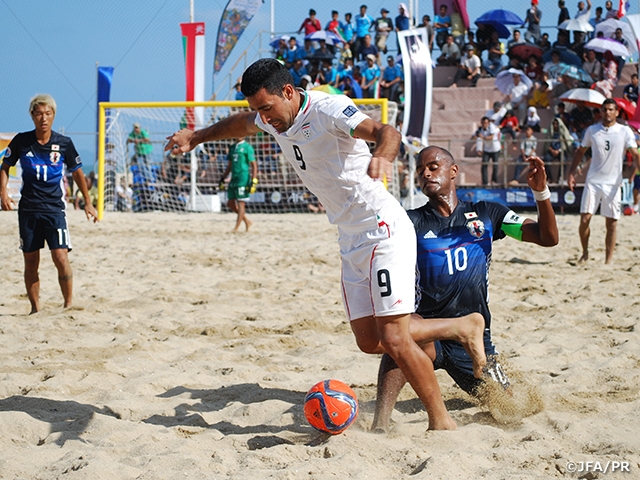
[466,219,485,238]
[50,152,61,164]
[301,123,311,139]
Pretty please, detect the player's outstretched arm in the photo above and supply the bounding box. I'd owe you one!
[165,112,260,154]
[353,118,401,180]
[521,155,558,246]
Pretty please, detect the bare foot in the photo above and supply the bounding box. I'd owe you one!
[577,253,588,264]
[457,313,487,379]
[245,219,253,232]
[428,413,457,431]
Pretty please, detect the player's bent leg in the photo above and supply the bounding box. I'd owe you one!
[350,315,383,354]
[51,248,73,309]
[23,250,41,314]
[409,313,487,378]
[376,313,455,430]
[604,217,617,264]
[371,341,438,433]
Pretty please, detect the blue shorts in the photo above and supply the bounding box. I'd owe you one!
[19,212,72,253]
[433,330,510,395]
[634,174,640,191]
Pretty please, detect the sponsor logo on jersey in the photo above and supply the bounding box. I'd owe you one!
[302,123,311,139]
[74,156,81,165]
[466,219,485,238]
[51,144,60,151]
[5,147,11,158]
[464,211,478,219]
[26,151,34,157]
[423,230,437,239]
[342,106,358,117]
[50,152,61,164]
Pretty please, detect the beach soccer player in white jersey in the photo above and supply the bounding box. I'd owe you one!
[569,98,639,264]
[166,58,486,430]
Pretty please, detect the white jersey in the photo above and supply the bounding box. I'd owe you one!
[255,90,396,231]
[581,122,636,186]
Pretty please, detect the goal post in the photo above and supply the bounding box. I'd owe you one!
[97,98,396,220]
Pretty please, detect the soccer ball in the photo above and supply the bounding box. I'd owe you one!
[623,205,635,216]
[303,379,358,434]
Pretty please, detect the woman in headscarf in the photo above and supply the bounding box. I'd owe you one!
[544,117,574,183]
[523,106,542,132]
[395,3,410,51]
[593,50,618,98]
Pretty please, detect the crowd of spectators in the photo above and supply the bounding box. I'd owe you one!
[264,5,414,103]
[251,2,639,189]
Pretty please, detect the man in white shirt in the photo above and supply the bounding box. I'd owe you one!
[165,58,486,431]
[477,116,502,185]
[568,99,639,263]
[437,34,460,66]
[506,73,531,122]
[451,44,481,87]
[485,101,507,126]
[576,0,591,19]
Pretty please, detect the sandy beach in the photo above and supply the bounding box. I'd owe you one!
[1,209,639,479]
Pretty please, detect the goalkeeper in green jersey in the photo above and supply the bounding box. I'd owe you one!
[220,138,258,232]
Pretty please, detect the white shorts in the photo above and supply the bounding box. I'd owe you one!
[339,206,416,321]
[580,182,621,219]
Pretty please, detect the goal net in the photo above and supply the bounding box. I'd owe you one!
[97,99,399,219]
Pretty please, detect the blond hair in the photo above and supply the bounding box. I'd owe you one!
[29,94,57,115]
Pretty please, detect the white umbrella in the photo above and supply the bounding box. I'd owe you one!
[559,88,607,108]
[558,18,594,32]
[495,68,533,95]
[594,18,637,54]
[585,37,630,58]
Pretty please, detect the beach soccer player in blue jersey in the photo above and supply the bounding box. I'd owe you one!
[371,146,559,433]
[0,94,98,314]
[165,58,488,431]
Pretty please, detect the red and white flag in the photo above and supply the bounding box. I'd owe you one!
[181,22,206,130]
[617,0,628,19]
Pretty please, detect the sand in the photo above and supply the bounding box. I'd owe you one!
[1,209,639,479]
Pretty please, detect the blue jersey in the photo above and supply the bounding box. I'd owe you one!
[3,130,82,214]
[409,200,514,330]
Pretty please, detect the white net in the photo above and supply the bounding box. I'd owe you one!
[99,100,399,216]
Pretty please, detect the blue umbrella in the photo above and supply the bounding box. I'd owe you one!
[547,63,593,83]
[476,9,525,26]
[306,30,344,46]
[269,35,290,49]
[475,20,511,39]
[542,49,583,67]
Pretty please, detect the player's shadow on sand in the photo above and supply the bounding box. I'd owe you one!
[144,383,313,437]
[0,395,120,446]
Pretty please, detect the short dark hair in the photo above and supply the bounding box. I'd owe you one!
[309,9,316,15]
[332,10,338,15]
[241,58,294,98]
[602,98,618,109]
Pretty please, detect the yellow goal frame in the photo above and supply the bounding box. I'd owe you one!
[97,98,388,220]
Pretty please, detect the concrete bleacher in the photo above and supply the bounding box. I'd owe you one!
[427,63,639,186]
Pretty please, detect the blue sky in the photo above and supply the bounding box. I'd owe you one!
[2,1,637,171]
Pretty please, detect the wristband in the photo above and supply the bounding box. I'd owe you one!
[532,186,550,202]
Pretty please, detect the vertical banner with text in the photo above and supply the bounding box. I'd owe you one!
[399,29,432,147]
